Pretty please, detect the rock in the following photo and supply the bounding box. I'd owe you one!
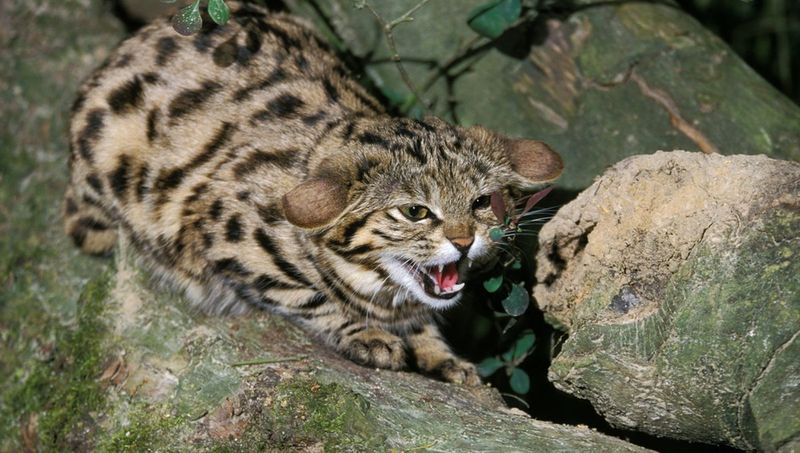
[534,151,800,450]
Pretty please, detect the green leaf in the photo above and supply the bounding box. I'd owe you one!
[208,0,230,25]
[483,275,503,293]
[507,329,535,361]
[489,227,505,242]
[502,283,529,316]
[467,0,521,40]
[511,259,522,270]
[172,0,202,36]
[509,367,530,394]
[477,357,504,377]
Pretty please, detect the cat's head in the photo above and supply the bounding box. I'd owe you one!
[282,117,562,309]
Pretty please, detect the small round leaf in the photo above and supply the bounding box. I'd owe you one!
[467,0,521,40]
[172,0,202,36]
[208,0,230,25]
[483,275,503,293]
[509,367,530,394]
[489,227,505,242]
[502,283,529,316]
[477,357,504,377]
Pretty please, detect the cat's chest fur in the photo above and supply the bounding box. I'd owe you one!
[64,2,562,384]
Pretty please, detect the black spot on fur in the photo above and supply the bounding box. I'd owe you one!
[322,78,339,103]
[86,173,103,194]
[233,67,288,102]
[214,258,252,277]
[186,122,235,171]
[146,108,160,143]
[154,168,184,192]
[210,198,224,220]
[294,54,309,71]
[406,139,428,164]
[71,92,87,114]
[256,21,301,49]
[77,109,106,162]
[257,203,282,224]
[396,125,415,138]
[358,132,390,149]
[299,292,327,309]
[253,228,312,286]
[108,76,144,114]
[114,53,133,68]
[302,110,326,126]
[233,149,298,177]
[253,274,301,292]
[155,36,178,66]
[142,72,161,84]
[135,164,149,202]
[168,80,222,120]
[356,158,379,182]
[342,122,356,141]
[212,35,238,67]
[236,191,250,201]
[109,155,131,199]
[69,216,110,248]
[225,214,243,242]
[251,94,304,123]
[65,197,78,215]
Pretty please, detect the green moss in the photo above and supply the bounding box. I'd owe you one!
[98,406,186,452]
[0,270,113,450]
[212,378,386,452]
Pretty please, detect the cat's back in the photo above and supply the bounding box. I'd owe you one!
[69,3,381,171]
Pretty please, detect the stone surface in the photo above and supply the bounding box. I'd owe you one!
[534,151,800,450]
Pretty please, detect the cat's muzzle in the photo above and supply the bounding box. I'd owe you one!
[406,257,471,300]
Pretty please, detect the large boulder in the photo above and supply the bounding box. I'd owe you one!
[534,151,800,450]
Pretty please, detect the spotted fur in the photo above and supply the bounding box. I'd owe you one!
[64,2,562,384]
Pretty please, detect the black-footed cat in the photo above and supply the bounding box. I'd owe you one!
[64,2,563,384]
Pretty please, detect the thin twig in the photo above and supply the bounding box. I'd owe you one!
[230,355,308,367]
[388,0,432,29]
[363,1,431,113]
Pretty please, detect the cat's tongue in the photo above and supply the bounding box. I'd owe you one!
[432,262,459,292]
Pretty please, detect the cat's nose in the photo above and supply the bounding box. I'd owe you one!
[449,236,474,254]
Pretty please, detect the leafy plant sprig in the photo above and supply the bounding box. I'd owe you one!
[477,186,554,395]
[166,0,231,36]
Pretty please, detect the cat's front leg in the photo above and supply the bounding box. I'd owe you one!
[406,323,481,386]
[340,326,406,370]
[304,312,407,370]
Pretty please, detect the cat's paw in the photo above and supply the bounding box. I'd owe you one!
[343,329,406,370]
[434,358,481,386]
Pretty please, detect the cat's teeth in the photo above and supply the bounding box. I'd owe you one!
[433,284,442,295]
[467,259,472,268]
[437,264,444,273]
[450,282,465,292]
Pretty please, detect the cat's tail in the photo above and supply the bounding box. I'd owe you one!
[63,181,118,255]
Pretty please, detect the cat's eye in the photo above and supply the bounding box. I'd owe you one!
[472,195,491,210]
[399,205,431,221]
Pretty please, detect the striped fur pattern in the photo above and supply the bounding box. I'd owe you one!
[64,3,562,384]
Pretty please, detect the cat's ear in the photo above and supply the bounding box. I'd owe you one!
[468,125,563,187]
[505,138,563,185]
[282,177,349,229]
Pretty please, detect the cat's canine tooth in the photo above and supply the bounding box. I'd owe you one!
[451,282,465,292]
[433,284,441,295]
[437,264,444,273]
[467,259,473,268]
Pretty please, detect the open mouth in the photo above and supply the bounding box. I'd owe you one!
[402,257,471,300]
